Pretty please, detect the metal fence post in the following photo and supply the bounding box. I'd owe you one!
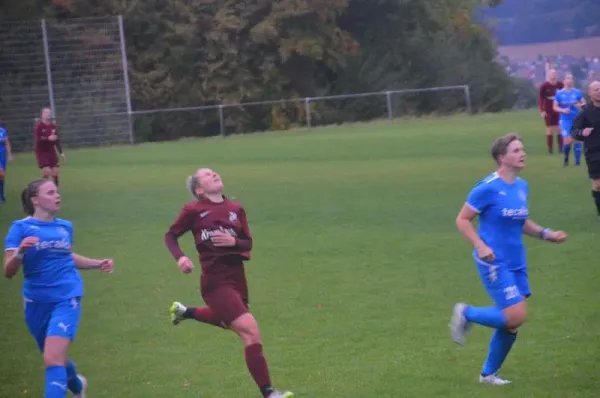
[385,91,393,121]
[304,97,311,129]
[118,15,134,144]
[41,19,56,117]
[218,105,225,136]
[464,85,472,114]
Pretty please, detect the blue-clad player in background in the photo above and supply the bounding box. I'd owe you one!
[450,133,567,385]
[0,120,13,203]
[3,179,114,397]
[554,73,586,167]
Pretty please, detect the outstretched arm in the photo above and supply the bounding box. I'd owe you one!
[523,220,567,243]
[72,253,113,272]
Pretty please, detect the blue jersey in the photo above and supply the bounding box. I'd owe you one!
[555,88,583,122]
[466,172,529,270]
[4,217,83,302]
[0,127,7,155]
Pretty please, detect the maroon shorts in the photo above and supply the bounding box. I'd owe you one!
[544,111,559,127]
[36,151,59,169]
[201,272,249,327]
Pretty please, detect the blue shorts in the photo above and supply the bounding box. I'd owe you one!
[474,256,531,309]
[24,297,82,352]
[0,151,5,171]
[560,119,573,139]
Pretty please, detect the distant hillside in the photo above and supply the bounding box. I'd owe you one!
[498,37,600,61]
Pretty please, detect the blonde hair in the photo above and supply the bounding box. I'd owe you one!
[186,173,202,200]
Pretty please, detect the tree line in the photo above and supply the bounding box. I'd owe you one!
[1,0,525,143]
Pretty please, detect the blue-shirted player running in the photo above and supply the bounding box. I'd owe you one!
[0,121,13,203]
[450,133,567,385]
[554,73,586,167]
[3,179,115,398]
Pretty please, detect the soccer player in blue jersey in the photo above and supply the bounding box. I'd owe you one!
[554,73,586,167]
[3,179,114,398]
[450,133,567,385]
[0,120,13,203]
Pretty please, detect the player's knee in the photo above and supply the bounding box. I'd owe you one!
[0,169,4,179]
[51,168,59,177]
[503,302,527,329]
[592,179,600,191]
[231,313,261,345]
[42,345,68,367]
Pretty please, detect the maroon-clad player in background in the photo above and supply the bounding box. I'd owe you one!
[539,69,564,154]
[34,107,65,186]
[165,168,294,398]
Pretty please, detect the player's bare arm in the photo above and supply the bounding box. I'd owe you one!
[522,220,567,243]
[456,204,494,260]
[72,253,114,272]
[553,100,568,115]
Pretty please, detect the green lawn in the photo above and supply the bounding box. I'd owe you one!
[0,110,598,397]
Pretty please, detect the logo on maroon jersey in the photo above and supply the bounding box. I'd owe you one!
[200,227,237,241]
[229,211,237,222]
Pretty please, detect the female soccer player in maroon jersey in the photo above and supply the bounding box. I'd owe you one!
[165,168,294,398]
[34,108,65,186]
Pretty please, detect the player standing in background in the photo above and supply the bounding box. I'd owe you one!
[35,108,65,187]
[165,168,294,398]
[570,81,600,221]
[3,179,114,398]
[539,69,564,154]
[0,120,13,203]
[450,133,567,385]
[553,73,586,167]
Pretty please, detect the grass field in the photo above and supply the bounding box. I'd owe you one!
[0,110,598,398]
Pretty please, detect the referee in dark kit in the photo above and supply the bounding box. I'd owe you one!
[571,81,600,220]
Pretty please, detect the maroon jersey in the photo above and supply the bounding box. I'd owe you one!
[165,197,252,276]
[539,81,564,113]
[34,122,62,154]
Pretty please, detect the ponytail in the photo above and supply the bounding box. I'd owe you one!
[20,179,49,216]
[186,174,202,200]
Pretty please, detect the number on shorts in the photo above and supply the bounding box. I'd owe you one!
[504,285,519,301]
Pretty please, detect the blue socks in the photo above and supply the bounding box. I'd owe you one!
[66,359,83,394]
[45,366,68,398]
[464,305,517,376]
[482,329,518,376]
[464,305,507,329]
[574,143,582,165]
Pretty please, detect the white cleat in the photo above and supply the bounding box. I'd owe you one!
[479,373,512,385]
[169,301,187,325]
[449,302,471,345]
[73,374,87,398]
[267,391,295,398]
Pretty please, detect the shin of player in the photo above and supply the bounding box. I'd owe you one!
[571,81,600,220]
[450,134,567,385]
[35,108,66,187]
[554,73,586,166]
[539,69,564,154]
[164,168,294,398]
[0,122,13,203]
[3,179,114,398]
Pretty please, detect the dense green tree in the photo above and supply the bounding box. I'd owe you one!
[0,0,515,142]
